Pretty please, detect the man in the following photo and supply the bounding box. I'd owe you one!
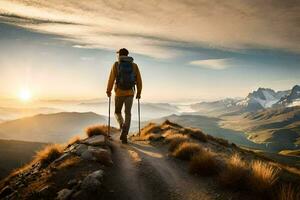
[106,48,142,144]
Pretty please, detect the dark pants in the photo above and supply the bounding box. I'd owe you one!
[115,95,134,135]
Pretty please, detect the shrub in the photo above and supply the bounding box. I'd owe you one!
[165,132,188,143]
[218,154,249,189]
[86,125,108,137]
[172,142,203,160]
[162,120,182,128]
[35,144,64,168]
[189,151,218,176]
[182,127,207,142]
[168,137,190,152]
[140,123,161,136]
[278,184,300,200]
[249,160,280,193]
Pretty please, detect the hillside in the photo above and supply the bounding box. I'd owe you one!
[0,112,107,143]
[0,106,62,121]
[0,139,47,180]
[147,114,266,150]
[1,122,299,200]
[221,106,300,151]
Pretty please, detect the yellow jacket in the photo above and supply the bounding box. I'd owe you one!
[106,59,142,97]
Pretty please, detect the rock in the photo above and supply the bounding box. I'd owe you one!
[56,188,73,200]
[81,170,104,191]
[89,170,104,181]
[39,185,51,196]
[89,147,113,166]
[53,153,72,164]
[80,149,94,161]
[71,190,86,200]
[84,135,106,146]
[67,179,78,189]
[0,185,14,198]
[74,144,88,156]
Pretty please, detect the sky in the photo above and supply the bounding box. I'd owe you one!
[0,0,299,103]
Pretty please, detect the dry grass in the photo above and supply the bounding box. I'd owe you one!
[189,150,218,176]
[34,144,64,168]
[171,142,203,160]
[164,132,189,143]
[249,160,280,193]
[182,127,207,142]
[162,120,182,128]
[86,125,108,137]
[218,154,249,189]
[140,123,161,136]
[278,184,300,200]
[168,136,190,152]
[67,135,81,147]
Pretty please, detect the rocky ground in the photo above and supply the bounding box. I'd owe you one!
[0,121,299,200]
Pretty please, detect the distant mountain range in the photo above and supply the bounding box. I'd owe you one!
[221,106,300,151]
[0,112,107,143]
[191,85,300,116]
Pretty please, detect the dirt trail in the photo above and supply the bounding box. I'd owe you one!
[100,134,227,200]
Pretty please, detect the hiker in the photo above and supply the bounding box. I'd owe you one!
[106,48,142,144]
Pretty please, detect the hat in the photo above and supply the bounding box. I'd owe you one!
[117,48,129,56]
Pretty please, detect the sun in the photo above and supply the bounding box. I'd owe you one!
[19,88,32,102]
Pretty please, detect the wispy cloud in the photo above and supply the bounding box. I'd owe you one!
[189,58,233,70]
[0,0,299,58]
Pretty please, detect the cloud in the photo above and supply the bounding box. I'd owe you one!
[189,58,233,70]
[0,0,299,58]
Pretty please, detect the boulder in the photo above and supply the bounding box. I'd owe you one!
[83,135,106,146]
[89,170,104,181]
[81,175,101,191]
[56,188,73,200]
[0,186,14,198]
[74,144,88,156]
[38,185,51,196]
[67,179,78,189]
[80,147,112,165]
[89,147,113,166]
[80,149,94,161]
[53,153,72,164]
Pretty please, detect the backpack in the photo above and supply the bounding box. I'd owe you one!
[116,60,136,90]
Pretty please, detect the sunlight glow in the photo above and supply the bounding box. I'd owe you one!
[19,88,32,102]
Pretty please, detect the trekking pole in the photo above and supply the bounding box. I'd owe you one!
[138,98,141,136]
[108,96,111,138]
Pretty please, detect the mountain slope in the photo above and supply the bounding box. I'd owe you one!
[221,106,300,151]
[1,122,299,200]
[0,112,107,143]
[275,85,300,107]
[0,139,47,180]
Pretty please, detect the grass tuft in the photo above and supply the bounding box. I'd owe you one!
[86,125,108,137]
[278,184,300,200]
[35,144,64,168]
[249,160,280,193]
[171,142,203,160]
[168,136,190,152]
[218,154,249,189]
[189,150,218,176]
[182,127,207,142]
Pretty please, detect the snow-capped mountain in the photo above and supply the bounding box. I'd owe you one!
[237,88,290,111]
[275,85,300,107]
